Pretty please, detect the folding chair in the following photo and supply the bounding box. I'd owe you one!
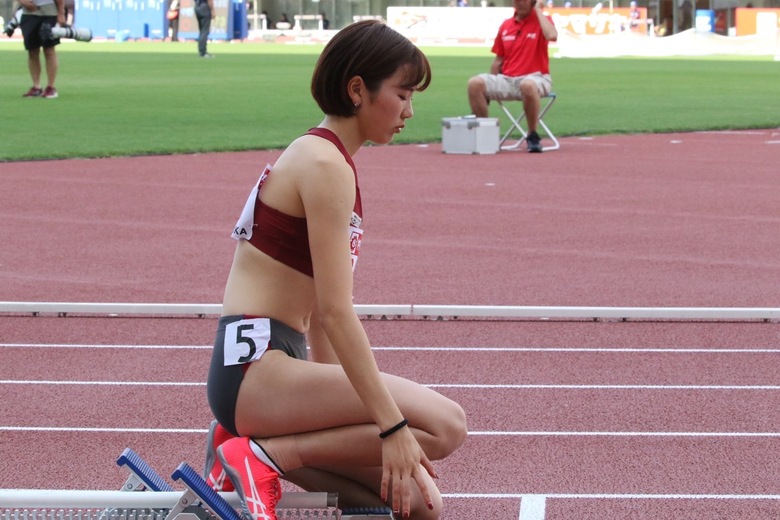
[497,93,560,152]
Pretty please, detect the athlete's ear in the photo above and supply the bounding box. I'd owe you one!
[347,76,365,107]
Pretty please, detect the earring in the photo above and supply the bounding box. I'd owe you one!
[354,102,360,107]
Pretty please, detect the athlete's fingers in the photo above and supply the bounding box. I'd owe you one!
[397,470,413,518]
[380,464,390,503]
[391,471,402,516]
[413,464,434,512]
[420,452,438,480]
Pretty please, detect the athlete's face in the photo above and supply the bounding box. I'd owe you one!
[359,66,415,145]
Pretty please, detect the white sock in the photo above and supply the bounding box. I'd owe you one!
[249,439,284,475]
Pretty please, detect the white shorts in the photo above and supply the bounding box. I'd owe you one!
[479,72,552,101]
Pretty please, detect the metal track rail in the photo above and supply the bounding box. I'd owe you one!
[1,302,778,321]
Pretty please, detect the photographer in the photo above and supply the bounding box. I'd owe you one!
[18,0,65,98]
[194,0,214,57]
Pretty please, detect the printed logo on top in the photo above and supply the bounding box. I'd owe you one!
[232,164,272,241]
[349,211,363,271]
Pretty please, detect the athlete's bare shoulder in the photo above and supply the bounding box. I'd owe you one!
[276,133,354,184]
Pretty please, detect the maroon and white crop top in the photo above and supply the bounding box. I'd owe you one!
[231,128,363,277]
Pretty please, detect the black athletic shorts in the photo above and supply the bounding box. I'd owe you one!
[20,14,60,50]
[207,315,307,436]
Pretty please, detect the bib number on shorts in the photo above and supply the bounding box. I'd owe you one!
[224,317,271,366]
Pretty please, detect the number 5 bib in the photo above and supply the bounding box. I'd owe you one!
[223,317,272,366]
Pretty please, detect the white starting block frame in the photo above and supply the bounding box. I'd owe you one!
[0,448,391,520]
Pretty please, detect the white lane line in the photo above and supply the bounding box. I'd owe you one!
[0,380,205,386]
[376,347,780,353]
[3,343,780,353]
[519,495,546,520]
[468,431,780,437]
[3,380,780,391]
[428,384,780,390]
[0,426,208,433]
[446,493,780,500]
[0,343,210,349]
[2,426,780,437]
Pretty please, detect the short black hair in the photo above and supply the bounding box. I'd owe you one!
[311,20,432,117]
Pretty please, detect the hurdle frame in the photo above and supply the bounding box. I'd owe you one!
[0,301,778,322]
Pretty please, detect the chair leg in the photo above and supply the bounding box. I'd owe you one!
[498,94,559,152]
[498,102,528,151]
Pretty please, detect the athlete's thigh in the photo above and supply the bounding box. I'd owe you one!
[235,351,458,439]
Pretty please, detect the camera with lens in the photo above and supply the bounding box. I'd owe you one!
[3,8,21,37]
[41,23,93,42]
[51,26,93,41]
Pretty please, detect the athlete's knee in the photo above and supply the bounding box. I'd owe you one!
[410,499,443,520]
[427,400,467,460]
[409,482,443,520]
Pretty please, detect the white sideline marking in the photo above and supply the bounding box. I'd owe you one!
[519,494,546,520]
[2,426,780,437]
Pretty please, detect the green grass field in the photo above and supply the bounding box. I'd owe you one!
[0,40,777,161]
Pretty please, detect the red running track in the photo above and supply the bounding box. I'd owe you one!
[1,130,779,519]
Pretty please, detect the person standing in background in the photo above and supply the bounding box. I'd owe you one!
[195,0,213,57]
[166,0,180,41]
[17,0,65,98]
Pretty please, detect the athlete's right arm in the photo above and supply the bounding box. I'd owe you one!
[306,304,339,364]
[297,142,435,516]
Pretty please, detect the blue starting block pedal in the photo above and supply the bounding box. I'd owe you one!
[117,447,174,492]
[341,507,394,519]
[171,462,241,520]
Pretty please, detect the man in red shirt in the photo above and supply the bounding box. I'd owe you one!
[467,0,558,152]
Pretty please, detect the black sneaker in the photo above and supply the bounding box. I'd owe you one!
[527,131,542,153]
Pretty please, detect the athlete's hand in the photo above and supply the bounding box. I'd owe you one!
[380,427,437,518]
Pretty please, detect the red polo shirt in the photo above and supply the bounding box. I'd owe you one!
[491,11,553,76]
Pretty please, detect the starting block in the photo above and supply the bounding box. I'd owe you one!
[117,448,174,492]
[0,448,393,520]
[169,463,239,520]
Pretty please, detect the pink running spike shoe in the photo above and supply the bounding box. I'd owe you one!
[217,437,281,520]
[203,420,236,492]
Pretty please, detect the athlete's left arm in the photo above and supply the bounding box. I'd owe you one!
[534,0,558,41]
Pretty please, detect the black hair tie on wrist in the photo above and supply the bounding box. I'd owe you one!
[379,419,409,439]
